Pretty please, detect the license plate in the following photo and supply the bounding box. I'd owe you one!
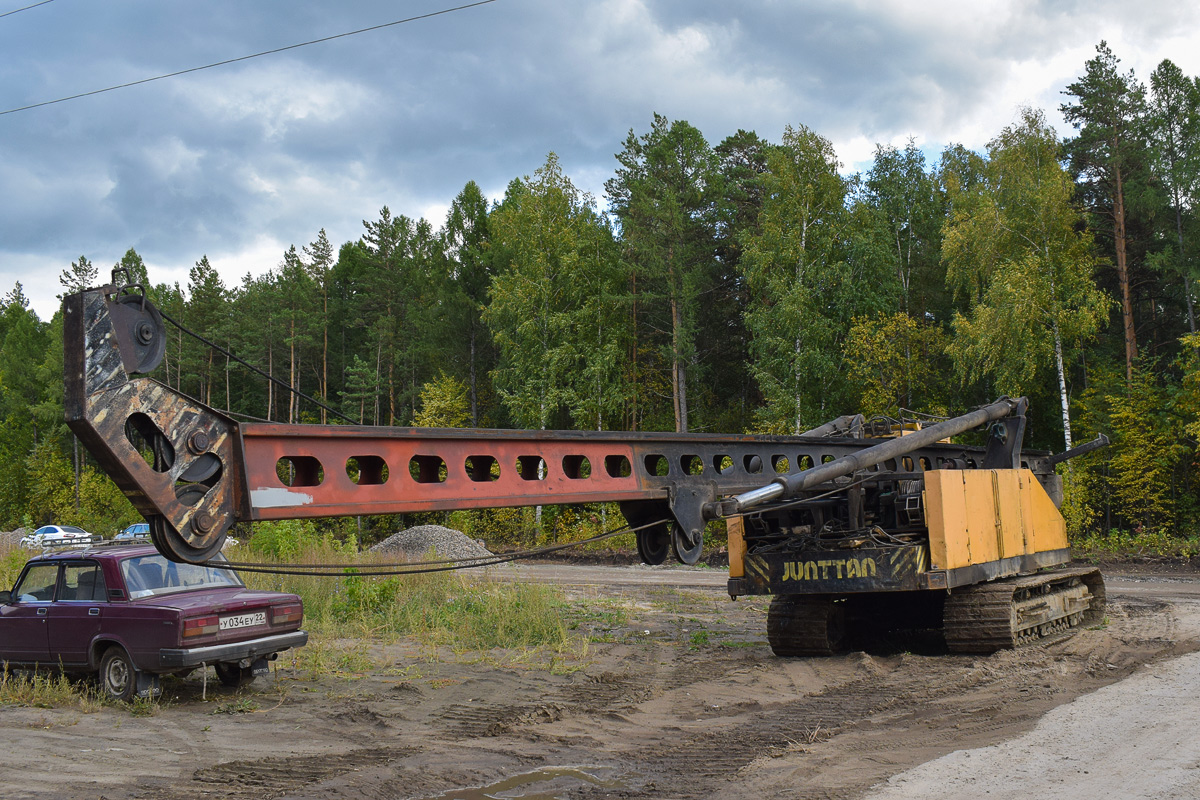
[219,612,266,631]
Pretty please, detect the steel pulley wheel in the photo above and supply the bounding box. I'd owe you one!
[153,483,224,563]
[150,499,225,564]
[135,423,224,563]
[672,525,703,565]
[111,293,167,375]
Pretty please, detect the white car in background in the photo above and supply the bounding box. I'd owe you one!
[19,524,93,549]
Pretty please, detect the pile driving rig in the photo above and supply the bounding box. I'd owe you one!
[64,280,1106,655]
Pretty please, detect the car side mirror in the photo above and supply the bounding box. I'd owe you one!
[0,590,10,604]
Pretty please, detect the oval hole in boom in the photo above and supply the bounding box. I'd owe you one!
[644,454,670,477]
[562,456,591,479]
[346,456,388,485]
[517,455,547,481]
[277,456,323,487]
[409,455,447,484]
[465,455,500,482]
[605,455,631,478]
[125,413,174,473]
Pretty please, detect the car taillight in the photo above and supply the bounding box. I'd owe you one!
[183,614,220,638]
[271,603,302,625]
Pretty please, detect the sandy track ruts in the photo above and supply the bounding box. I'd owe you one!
[0,568,1195,800]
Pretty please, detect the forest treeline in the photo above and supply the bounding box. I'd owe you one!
[1,42,1197,542]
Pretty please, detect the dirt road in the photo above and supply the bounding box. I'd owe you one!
[2,562,1198,800]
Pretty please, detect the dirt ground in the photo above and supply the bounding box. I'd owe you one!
[2,561,1199,800]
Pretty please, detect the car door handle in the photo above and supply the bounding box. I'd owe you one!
[88,608,100,616]
[36,607,47,616]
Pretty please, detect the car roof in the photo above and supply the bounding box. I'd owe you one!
[29,543,162,563]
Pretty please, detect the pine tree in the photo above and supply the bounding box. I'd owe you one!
[442,181,494,426]
[59,255,98,295]
[1062,41,1147,382]
[303,229,336,422]
[1147,59,1200,335]
[606,114,721,432]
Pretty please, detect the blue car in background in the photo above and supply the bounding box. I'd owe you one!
[115,523,150,541]
[114,522,237,548]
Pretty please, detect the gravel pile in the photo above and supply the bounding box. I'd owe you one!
[0,528,28,547]
[370,524,502,568]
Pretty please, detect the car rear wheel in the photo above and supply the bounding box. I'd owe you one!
[214,662,255,688]
[99,647,138,702]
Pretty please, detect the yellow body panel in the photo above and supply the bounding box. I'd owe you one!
[727,516,746,578]
[925,469,1067,571]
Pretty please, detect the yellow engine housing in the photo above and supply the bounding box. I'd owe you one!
[923,469,1069,582]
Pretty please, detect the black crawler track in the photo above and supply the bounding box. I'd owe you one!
[943,567,1106,654]
[766,595,847,656]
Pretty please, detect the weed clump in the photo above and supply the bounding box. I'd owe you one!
[230,535,574,656]
[0,667,102,712]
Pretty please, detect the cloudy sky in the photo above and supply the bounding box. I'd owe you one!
[3,0,1198,321]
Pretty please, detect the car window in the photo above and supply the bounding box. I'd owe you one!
[33,526,54,536]
[121,553,242,599]
[59,562,107,602]
[61,526,87,534]
[13,563,60,602]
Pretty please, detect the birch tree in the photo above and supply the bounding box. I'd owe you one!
[486,154,628,431]
[944,108,1108,450]
[740,125,879,433]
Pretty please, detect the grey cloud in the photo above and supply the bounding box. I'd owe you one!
[2,0,1197,320]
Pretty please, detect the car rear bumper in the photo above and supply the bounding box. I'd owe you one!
[158,630,309,668]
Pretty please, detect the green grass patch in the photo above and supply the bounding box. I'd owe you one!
[0,540,29,591]
[230,538,581,667]
[292,639,376,680]
[1071,527,1200,560]
[211,697,259,715]
[0,667,102,712]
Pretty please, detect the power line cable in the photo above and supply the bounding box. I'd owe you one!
[0,0,497,116]
[0,0,54,20]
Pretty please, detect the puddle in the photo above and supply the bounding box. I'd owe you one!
[422,766,628,799]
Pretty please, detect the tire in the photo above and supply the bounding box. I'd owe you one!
[214,662,255,688]
[99,647,138,702]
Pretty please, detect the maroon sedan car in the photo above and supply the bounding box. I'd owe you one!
[0,543,307,700]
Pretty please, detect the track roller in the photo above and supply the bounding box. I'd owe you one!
[944,567,1105,654]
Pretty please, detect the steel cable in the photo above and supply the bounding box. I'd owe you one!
[210,518,670,577]
[156,306,357,424]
